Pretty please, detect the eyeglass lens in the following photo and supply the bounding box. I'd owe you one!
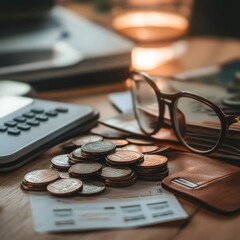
[131,75,223,153]
[174,97,222,152]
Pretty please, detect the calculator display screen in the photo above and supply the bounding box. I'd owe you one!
[0,96,33,119]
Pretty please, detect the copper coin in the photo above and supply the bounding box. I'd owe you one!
[81,141,116,156]
[47,178,83,196]
[135,155,168,168]
[24,169,60,186]
[138,169,169,181]
[72,148,101,161]
[59,172,70,179]
[122,144,158,154]
[104,139,128,147]
[106,150,143,165]
[51,154,71,170]
[21,181,47,191]
[78,181,106,196]
[99,166,132,180]
[68,153,86,163]
[104,176,137,187]
[126,138,154,145]
[72,134,103,147]
[149,146,171,154]
[69,162,102,176]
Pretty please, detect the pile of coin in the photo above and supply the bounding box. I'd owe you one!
[21,169,60,191]
[99,166,137,187]
[134,155,169,181]
[21,133,170,197]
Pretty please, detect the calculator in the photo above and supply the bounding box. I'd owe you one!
[0,96,99,172]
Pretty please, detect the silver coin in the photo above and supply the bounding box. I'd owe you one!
[81,141,116,155]
[78,181,106,195]
[51,154,71,169]
[99,166,132,180]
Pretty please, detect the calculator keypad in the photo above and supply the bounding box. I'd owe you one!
[14,116,27,123]
[23,112,35,118]
[1,107,69,135]
[5,121,17,127]
[17,124,31,131]
[8,128,21,135]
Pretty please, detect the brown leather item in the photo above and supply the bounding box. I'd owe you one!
[162,152,240,214]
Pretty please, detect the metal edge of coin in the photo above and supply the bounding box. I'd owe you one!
[78,180,106,196]
[106,150,144,164]
[135,155,168,169]
[102,172,137,183]
[99,166,132,180]
[47,178,83,196]
[104,177,137,187]
[68,162,103,176]
[21,181,47,191]
[24,169,60,186]
[81,141,116,155]
[51,154,71,170]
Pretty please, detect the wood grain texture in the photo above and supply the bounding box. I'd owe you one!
[1,4,240,240]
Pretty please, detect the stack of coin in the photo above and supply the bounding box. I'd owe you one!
[68,162,102,178]
[106,150,143,166]
[47,178,83,196]
[81,141,116,157]
[68,148,102,164]
[21,169,60,191]
[134,155,169,181]
[51,154,71,171]
[99,166,137,187]
[21,133,172,196]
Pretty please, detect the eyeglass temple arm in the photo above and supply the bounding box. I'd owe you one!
[226,115,240,126]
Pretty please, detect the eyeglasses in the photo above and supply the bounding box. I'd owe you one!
[130,71,240,154]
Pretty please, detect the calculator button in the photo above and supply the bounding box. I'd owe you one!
[46,110,58,117]
[8,128,21,135]
[27,119,40,126]
[55,107,68,113]
[4,121,17,127]
[14,116,26,123]
[31,108,44,114]
[0,125,7,132]
[23,112,35,118]
[35,115,48,121]
[17,124,31,130]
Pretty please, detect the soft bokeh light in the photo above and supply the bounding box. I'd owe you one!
[112,11,188,42]
[131,41,187,70]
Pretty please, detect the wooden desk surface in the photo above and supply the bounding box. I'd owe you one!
[1,6,240,240]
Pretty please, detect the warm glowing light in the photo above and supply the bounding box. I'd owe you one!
[131,41,187,70]
[112,11,188,42]
[113,11,188,29]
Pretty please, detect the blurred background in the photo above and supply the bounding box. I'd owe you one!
[1,0,240,91]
